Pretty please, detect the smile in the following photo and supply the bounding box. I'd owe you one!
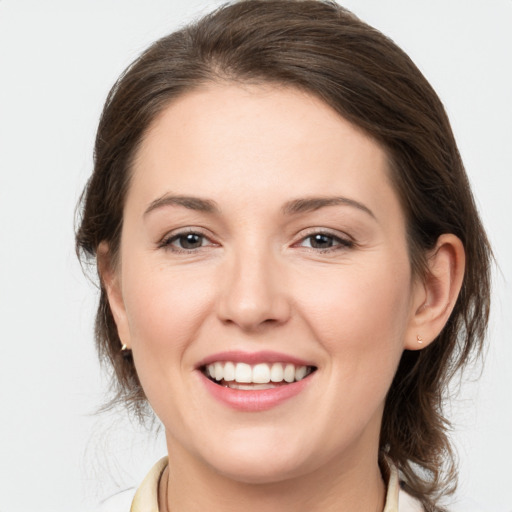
[196,351,317,411]
[202,361,316,389]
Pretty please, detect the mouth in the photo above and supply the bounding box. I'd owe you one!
[201,361,317,390]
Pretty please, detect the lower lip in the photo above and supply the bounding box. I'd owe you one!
[199,372,313,412]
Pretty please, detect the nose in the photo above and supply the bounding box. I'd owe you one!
[216,247,292,332]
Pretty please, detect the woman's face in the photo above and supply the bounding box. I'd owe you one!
[108,84,424,483]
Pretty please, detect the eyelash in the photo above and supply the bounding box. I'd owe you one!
[158,229,354,254]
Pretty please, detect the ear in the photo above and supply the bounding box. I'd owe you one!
[404,234,465,351]
[97,241,132,350]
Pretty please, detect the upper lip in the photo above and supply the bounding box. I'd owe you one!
[195,350,315,369]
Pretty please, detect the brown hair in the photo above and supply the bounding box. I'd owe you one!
[75,1,492,509]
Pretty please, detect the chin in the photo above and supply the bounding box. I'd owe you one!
[198,432,316,485]
[212,457,308,485]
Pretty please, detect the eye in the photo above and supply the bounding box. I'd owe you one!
[173,233,205,249]
[161,231,213,251]
[298,232,353,251]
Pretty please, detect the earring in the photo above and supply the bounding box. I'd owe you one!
[120,343,132,359]
[416,335,423,344]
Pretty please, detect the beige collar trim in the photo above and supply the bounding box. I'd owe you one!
[383,462,400,512]
[130,457,167,512]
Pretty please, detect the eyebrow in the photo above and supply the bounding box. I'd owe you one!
[144,193,375,219]
[144,194,220,216]
[282,196,376,219]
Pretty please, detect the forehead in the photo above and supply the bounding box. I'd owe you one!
[129,83,401,222]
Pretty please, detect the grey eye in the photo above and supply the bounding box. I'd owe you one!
[175,233,204,249]
[165,233,206,251]
[308,234,335,249]
[298,232,353,251]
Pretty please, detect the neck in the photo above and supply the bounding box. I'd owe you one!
[160,437,386,512]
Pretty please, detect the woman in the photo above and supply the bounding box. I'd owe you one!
[76,1,492,511]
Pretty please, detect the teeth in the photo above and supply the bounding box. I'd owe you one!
[228,382,276,390]
[284,364,295,383]
[214,362,223,381]
[223,361,235,382]
[270,363,284,382]
[205,361,312,385]
[252,363,270,383]
[295,365,307,381]
[235,362,252,383]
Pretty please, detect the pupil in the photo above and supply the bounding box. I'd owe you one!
[181,233,202,249]
[311,234,332,248]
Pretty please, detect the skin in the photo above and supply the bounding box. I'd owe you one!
[101,84,465,512]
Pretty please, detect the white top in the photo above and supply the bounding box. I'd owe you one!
[98,457,424,512]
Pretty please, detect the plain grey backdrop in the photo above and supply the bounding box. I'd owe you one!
[0,1,511,511]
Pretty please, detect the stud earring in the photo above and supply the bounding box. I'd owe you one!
[120,343,132,361]
[416,335,423,344]
[120,343,132,359]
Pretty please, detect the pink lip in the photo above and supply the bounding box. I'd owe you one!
[198,371,314,412]
[196,350,314,368]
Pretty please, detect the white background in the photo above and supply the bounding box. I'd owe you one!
[0,1,510,511]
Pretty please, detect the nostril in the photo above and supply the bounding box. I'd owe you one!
[216,268,292,330]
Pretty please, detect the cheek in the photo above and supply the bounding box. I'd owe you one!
[123,254,220,392]
[296,255,412,364]
[121,261,215,359]
[294,256,413,434]
[119,261,218,423]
